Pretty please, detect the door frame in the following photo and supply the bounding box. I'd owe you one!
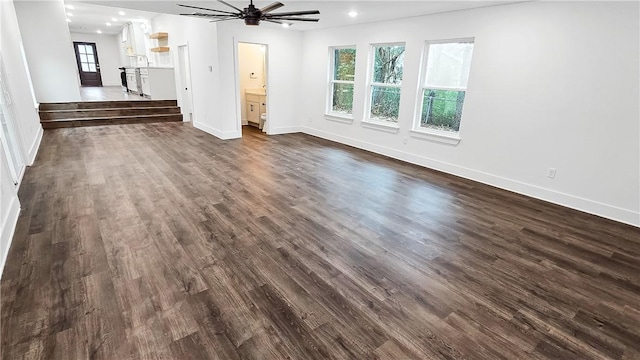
[73,41,103,87]
[177,44,194,122]
[234,40,270,136]
[0,69,25,186]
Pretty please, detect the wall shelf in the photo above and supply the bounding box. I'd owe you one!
[150,46,170,53]
[149,32,168,39]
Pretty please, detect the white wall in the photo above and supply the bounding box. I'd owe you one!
[1,0,43,164]
[150,14,223,136]
[70,33,123,86]
[299,1,640,226]
[238,42,266,123]
[0,0,45,276]
[216,22,303,137]
[14,0,81,102]
[150,15,302,139]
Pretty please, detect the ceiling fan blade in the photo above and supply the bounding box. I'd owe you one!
[210,17,238,22]
[178,4,237,15]
[265,10,320,17]
[260,2,284,14]
[269,16,319,22]
[181,12,237,17]
[263,19,283,24]
[217,0,243,12]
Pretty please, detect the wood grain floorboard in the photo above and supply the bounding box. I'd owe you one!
[2,123,639,359]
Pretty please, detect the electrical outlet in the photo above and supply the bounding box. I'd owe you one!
[547,168,557,179]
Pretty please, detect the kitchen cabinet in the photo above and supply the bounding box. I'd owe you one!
[125,68,138,94]
[139,67,176,100]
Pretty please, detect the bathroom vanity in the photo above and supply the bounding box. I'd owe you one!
[245,89,266,129]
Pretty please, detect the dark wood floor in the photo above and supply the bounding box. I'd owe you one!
[2,123,639,360]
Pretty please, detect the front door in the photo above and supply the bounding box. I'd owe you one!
[73,42,102,87]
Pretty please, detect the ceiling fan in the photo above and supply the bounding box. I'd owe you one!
[178,0,320,26]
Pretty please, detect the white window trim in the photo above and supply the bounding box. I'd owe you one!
[412,37,474,144]
[360,118,400,133]
[364,42,405,125]
[325,113,354,124]
[410,128,460,145]
[326,46,356,121]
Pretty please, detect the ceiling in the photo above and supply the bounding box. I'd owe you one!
[70,1,527,32]
[65,1,158,35]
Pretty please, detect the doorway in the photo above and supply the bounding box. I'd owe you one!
[177,45,194,122]
[73,42,103,87]
[237,42,268,135]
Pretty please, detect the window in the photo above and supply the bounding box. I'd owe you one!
[328,47,356,116]
[77,44,97,72]
[367,43,405,123]
[417,39,474,133]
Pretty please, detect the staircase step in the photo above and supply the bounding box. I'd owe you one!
[39,100,177,111]
[41,114,183,129]
[39,106,181,120]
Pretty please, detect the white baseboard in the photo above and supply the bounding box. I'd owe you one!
[300,127,640,227]
[0,195,20,280]
[268,126,303,135]
[27,125,43,165]
[194,122,241,140]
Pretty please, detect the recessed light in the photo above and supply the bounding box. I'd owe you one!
[348,11,358,17]
[282,23,291,28]
[118,11,125,16]
[112,18,118,22]
[65,5,74,10]
[66,18,71,22]
[106,22,112,26]
[96,30,102,34]
[67,12,73,17]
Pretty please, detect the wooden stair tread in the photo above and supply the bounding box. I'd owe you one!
[40,113,182,122]
[39,106,180,113]
[39,99,182,129]
[38,100,178,110]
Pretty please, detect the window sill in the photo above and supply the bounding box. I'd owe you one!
[324,113,354,124]
[361,119,400,134]
[410,128,461,145]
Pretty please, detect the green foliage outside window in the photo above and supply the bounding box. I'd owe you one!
[334,48,356,81]
[370,86,401,121]
[370,45,405,122]
[420,89,465,132]
[373,46,404,84]
[331,48,356,114]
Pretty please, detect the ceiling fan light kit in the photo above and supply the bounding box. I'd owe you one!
[178,0,320,26]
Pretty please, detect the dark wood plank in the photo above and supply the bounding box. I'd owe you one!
[2,123,639,360]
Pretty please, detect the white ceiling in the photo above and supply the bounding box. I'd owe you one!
[70,1,527,32]
[65,1,158,35]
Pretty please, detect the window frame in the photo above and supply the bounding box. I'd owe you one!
[364,42,406,128]
[412,37,475,144]
[326,45,357,122]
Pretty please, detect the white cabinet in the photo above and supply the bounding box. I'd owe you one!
[125,68,138,93]
[247,99,260,123]
[245,91,266,128]
[139,67,176,100]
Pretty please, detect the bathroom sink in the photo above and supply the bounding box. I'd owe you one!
[246,88,266,96]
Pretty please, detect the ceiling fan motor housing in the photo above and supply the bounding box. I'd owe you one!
[244,4,261,25]
[178,1,319,26]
